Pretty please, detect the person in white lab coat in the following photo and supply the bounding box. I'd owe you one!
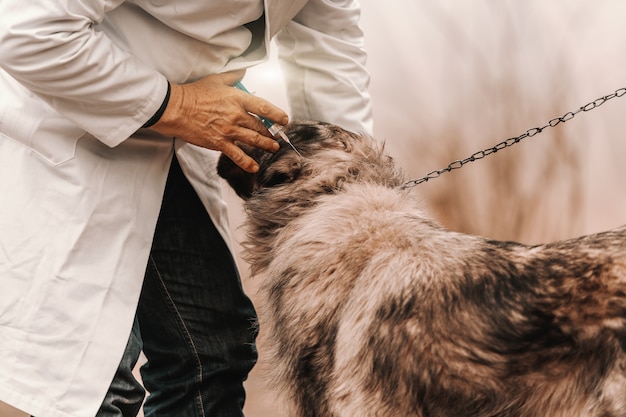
[0,1,373,417]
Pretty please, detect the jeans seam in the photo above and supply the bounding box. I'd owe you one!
[148,255,206,417]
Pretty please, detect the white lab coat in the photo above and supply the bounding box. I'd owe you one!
[0,1,372,416]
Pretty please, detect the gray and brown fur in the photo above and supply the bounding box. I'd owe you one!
[217,121,626,417]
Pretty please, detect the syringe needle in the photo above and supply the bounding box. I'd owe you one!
[274,128,303,159]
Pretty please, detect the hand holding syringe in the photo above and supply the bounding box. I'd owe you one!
[234,81,303,159]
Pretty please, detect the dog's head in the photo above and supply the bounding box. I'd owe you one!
[217,121,403,199]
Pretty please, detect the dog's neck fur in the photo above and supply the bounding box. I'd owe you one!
[242,134,405,275]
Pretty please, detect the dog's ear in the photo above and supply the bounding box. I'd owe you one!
[217,153,257,199]
[257,151,303,189]
[217,148,303,198]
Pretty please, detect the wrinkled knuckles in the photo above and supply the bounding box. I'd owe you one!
[230,150,247,165]
[257,103,271,115]
[247,133,264,146]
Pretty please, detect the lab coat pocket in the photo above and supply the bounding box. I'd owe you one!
[0,74,83,166]
[0,110,83,166]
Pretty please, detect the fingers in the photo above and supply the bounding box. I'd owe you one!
[199,70,289,134]
[220,71,289,127]
[237,112,276,139]
[206,116,279,172]
[211,108,283,172]
[241,95,289,127]
[220,141,260,173]
[226,123,280,151]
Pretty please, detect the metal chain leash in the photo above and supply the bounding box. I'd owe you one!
[399,87,626,190]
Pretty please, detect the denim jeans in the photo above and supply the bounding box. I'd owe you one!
[95,155,258,417]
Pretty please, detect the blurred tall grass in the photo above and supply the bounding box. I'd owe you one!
[367,1,600,244]
[412,72,584,244]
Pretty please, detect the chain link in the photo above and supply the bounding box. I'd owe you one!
[399,87,626,190]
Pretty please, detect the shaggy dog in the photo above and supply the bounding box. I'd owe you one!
[217,121,626,417]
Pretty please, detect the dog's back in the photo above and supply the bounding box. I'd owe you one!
[218,121,626,417]
[262,183,626,417]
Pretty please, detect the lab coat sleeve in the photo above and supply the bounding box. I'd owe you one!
[275,0,373,136]
[0,0,168,147]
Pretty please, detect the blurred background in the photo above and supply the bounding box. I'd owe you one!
[238,1,626,416]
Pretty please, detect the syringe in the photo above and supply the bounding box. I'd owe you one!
[234,81,303,158]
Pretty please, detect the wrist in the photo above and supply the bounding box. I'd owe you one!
[150,82,185,136]
[142,81,171,128]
